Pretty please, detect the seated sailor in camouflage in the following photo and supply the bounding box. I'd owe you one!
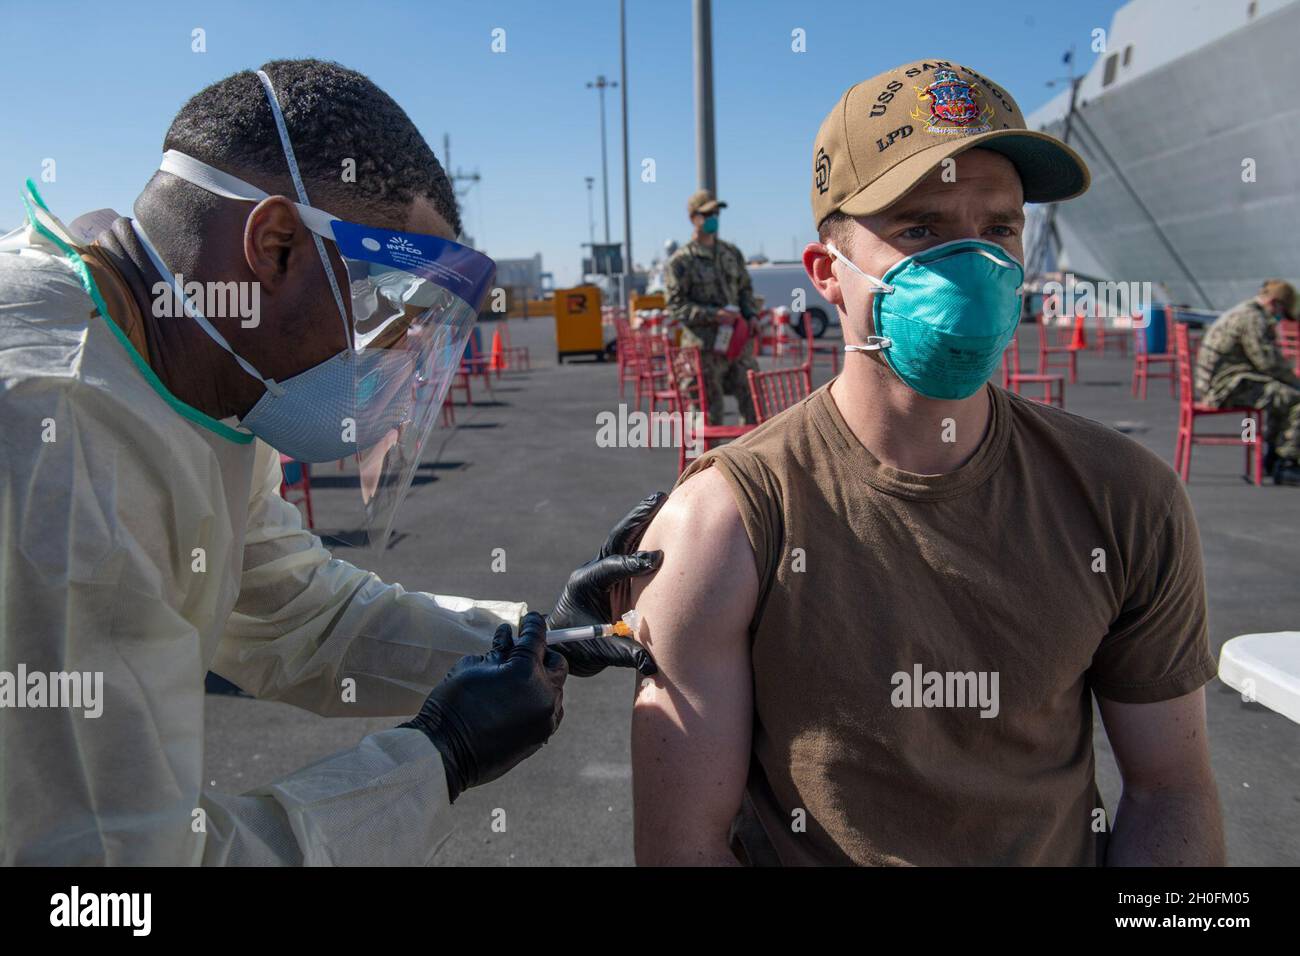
[1195,279,1300,485]
[665,190,760,424]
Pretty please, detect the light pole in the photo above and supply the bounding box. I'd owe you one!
[619,0,633,307]
[586,74,617,247]
[693,0,716,194]
[584,176,596,251]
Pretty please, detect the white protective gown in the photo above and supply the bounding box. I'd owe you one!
[0,195,525,865]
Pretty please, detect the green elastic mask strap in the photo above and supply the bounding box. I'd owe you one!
[20,179,252,445]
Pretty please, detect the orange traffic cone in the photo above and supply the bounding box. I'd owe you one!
[1071,314,1087,350]
[489,327,505,372]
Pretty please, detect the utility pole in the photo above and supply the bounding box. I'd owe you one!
[585,74,617,246]
[693,0,716,193]
[619,0,633,307]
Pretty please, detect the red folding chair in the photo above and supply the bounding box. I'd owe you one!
[756,309,807,366]
[1093,310,1129,356]
[747,364,813,424]
[805,315,841,376]
[615,318,641,399]
[498,321,531,371]
[633,330,675,413]
[1173,322,1262,485]
[448,368,473,405]
[1037,312,1078,383]
[278,454,315,528]
[459,332,494,398]
[1042,293,1073,346]
[1278,319,1300,377]
[1131,308,1177,399]
[1002,336,1064,407]
[671,347,756,474]
[640,334,679,416]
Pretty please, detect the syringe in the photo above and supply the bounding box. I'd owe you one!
[546,609,642,645]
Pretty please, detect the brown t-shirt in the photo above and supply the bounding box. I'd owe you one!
[680,382,1217,866]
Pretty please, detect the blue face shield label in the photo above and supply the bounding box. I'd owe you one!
[330,220,496,314]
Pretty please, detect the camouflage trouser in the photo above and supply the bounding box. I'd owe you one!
[1220,379,1300,461]
[678,325,759,425]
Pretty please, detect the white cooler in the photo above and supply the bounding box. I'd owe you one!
[1218,632,1300,725]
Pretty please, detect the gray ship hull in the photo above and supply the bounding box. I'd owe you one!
[1027,0,1300,311]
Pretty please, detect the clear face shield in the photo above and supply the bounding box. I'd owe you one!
[132,70,494,552]
[331,219,492,549]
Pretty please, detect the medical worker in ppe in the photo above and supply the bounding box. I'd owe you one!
[0,59,663,865]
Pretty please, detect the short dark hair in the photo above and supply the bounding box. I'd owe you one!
[818,211,854,254]
[162,58,461,235]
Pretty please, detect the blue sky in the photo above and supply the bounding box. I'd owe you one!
[0,0,1125,286]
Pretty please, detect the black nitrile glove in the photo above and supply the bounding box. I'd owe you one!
[400,612,566,803]
[546,492,667,677]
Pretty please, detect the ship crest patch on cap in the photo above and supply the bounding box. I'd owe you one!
[912,69,994,135]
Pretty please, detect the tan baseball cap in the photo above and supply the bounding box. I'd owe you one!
[687,189,727,216]
[811,59,1090,228]
[1261,279,1297,319]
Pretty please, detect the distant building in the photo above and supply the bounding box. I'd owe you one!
[493,254,549,299]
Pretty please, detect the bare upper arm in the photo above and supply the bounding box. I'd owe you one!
[1097,688,1214,794]
[624,465,759,865]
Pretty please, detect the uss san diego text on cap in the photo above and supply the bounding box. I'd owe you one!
[811,58,1090,227]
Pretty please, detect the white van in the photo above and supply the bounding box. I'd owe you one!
[746,261,838,338]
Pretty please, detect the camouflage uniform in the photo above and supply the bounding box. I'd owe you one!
[665,238,760,425]
[1195,298,1300,460]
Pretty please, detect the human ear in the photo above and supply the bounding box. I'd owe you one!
[803,242,844,308]
[243,196,303,292]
